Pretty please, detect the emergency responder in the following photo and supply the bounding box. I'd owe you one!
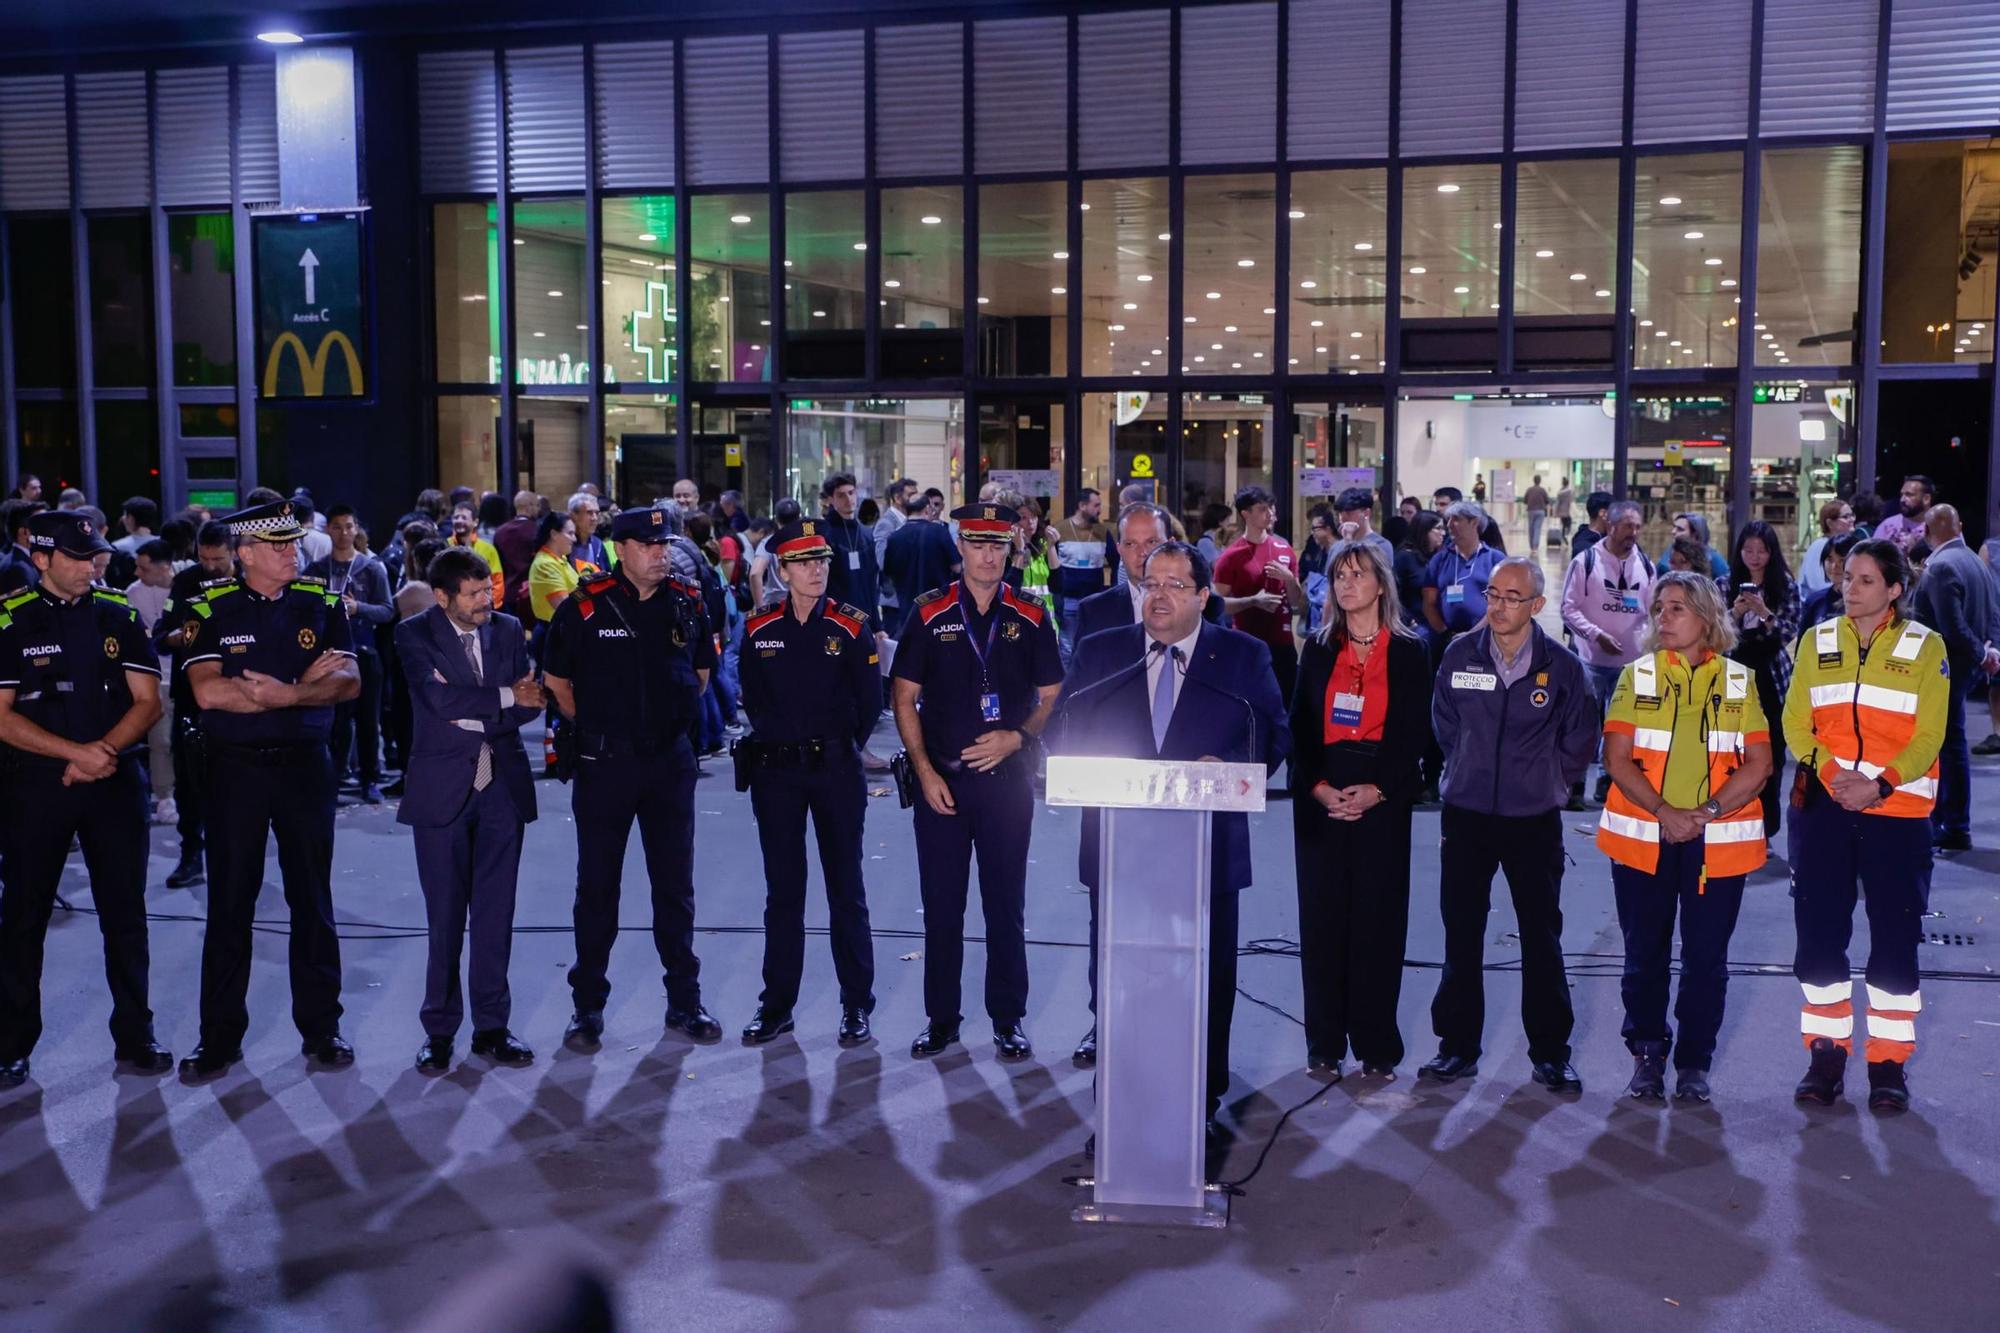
[543,506,722,1050]
[178,500,362,1078]
[1784,539,1948,1113]
[891,503,1063,1062]
[735,519,881,1047]
[0,511,169,1087]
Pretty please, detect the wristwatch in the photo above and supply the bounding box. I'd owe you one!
[1875,775,1895,801]
[1700,798,1722,819]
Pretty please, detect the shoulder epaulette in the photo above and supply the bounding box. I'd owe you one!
[198,575,235,591]
[745,607,784,635]
[91,585,130,604]
[292,574,328,587]
[827,603,867,637]
[290,578,340,604]
[1,589,37,613]
[1001,585,1046,626]
[581,573,619,596]
[668,574,702,601]
[917,588,959,625]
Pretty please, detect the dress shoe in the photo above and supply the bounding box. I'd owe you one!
[1418,1053,1479,1083]
[837,1007,872,1047]
[1531,1059,1583,1094]
[1794,1036,1846,1105]
[1361,1062,1397,1080]
[1866,1059,1910,1113]
[179,1043,240,1078]
[993,1021,1033,1063]
[665,1005,723,1043]
[1307,1051,1344,1082]
[0,1057,27,1088]
[381,777,407,798]
[471,1029,534,1065]
[302,1034,355,1067]
[115,1041,174,1074]
[740,1008,795,1045]
[1625,1042,1667,1100]
[1933,830,1972,852]
[563,1011,605,1051]
[1674,1068,1713,1104]
[1971,733,2000,756]
[359,783,385,805]
[164,855,205,889]
[1072,1027,1097,1068]
[415,1037,453,1073]
[910,1022,960,1058]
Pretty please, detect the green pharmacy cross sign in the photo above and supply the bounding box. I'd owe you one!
[627,280,677,383]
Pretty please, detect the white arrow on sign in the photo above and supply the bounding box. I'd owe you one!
[299,248,319,305]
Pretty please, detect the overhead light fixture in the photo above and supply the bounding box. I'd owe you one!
[1288,209,1306,219]
[1053,250,1069,260]
[1660,195,1682,206]
[920,215,942,225]
[637,233,657,243]
[884,279,901,288]
[1704,257,1723,267]
[1236,258,1256,268]
[1437,183,1460,194]
[1453,285,1470,294]
[1569,272,1587,282]
[1719,278,1738,288]
[1353,242,1373,252]
[1158,232,1172,241]
[1262,306,1276,315]
[1350,330,1364,339]
[1640,319,1654,327]
[1409,265,1427,275]
[257,30,304,44]
[1206,291,1221,300]
[1185,315,1197,323]
[1534,249,1554,259]
[1050,286,1066,295]
[1309,319,1324,327]
[1683,230,1704,240]
[1137,273,1154,282]
[977,296,990,304]
[1109,323,1125,331]
[730,214,752,225]
[1123,301,1139,310]
[547,289,563,297]
[1224,324,1238,332]
[1211,342,1224,350]
[1300,279,1318,289]
[1594,289,1611,297]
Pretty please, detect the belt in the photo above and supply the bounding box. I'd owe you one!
[207,739,326,764]
[746,737,853,769]
[925,749,1023,779]
[575,730,688,758]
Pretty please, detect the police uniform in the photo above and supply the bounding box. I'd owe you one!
[891,504,1063,1058]
[0,513,167,1084]
[543,506,720,1042]
[179,501,356,1074]
[155,562,233,887]
[735,520,882,1045]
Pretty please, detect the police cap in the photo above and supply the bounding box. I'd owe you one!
[772,518,834,563]
[222,499,307,544]
[609,507,673,545]
[951,503,1017,544]
[27,509,114,558]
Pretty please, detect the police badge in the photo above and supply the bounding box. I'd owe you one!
[297,627,317,650]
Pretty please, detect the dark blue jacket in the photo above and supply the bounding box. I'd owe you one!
[1432,622,1596,816]
[1056,620,1289,894]
[394,606,540,828]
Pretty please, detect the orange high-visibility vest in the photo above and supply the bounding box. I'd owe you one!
[1597,651,1768,876]
[1786,616,1944,818]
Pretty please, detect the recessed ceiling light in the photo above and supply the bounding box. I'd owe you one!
[1206,291,1222,300]
[1569,273,1587,282]
[1489,302,1501,309]
[1534,249,1554,259]
[1493,222,1503,230]
[1080,202,1091,211]
[884,279,901,288]
[1350,353,1362,360]
[1704,257,1723,267]
[1310,319,1324,328]
[1211,342,1224,350]
[1437,183,1460,194]
[1640,319,1653,326]
[1668,339,1682,347]
[575,323,588,330]
[1224,324,1238,332]
[1409,265,1427,275]
[920,215,942,225]
[1350,331,1364,339]
[1288,209,1306,219]
[1236,258,1256,268]
[1683,230,1704,240]
[1660,195,1682,206]
[1150,348,1163,355]
[1109,323,1125,331]
[1140,359,1151,366]
[1158,232,1172,241]
[1300,280,1318,289]
[1193,355,1206,363]
[1123,301,1138,310]
[1232,362,1243,368]
[1184,315,1197,323]
[1654,330,1667,337]
[257,30,304,44]
[1132,274,1154,285]
[1594,289,1610,297]
[1053,250,1069,260]
[1719,279,1738,288]
[1316,345,1328,353]
[637,232,657,243]
[976,296,990,304]
[531,331,545,338]
[1050,286,1066,295]
[1353,242,1373,252]
[813,310,826,318]
[730,214,752,225]
[547,289,563,297]
[1453,285,1470,294]
[1263,307,1276,315]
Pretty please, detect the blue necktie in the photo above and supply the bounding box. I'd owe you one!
[1151,642,1179,752]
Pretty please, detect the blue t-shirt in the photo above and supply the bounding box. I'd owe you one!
[1422,543,1506,633]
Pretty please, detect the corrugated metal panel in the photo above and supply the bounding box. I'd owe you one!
[875,23,962,177]
[1400,0,1506,156]
[1886,0,2000,132]
[0,75,70,210]
[1762,0,1876,135]
[594,41,675,189]
[1181,3,1277,165]
[1634,0,1750,143]
[1289,0,1390,159]
[779,30,864,182]
[418,50,499,194]
[156,67,231,205]
[684,35,769,185]
[1078,9,1169,169]
[1515,0,1625,151]
[974,17,1066,174]
[506,46,586,193]
[75,70,150,208]
[238,63,280,201]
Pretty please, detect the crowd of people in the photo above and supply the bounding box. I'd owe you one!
[0,464,1992,1142]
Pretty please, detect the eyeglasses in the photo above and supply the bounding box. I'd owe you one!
[1139,578,1199,596]
[1487,592,1539,609]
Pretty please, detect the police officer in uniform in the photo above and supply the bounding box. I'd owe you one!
[178,500,361,1078]
[543,506,722,1049]
[0,512,169,1087]
[892,503,1064,1061]
[736,519,882,1047]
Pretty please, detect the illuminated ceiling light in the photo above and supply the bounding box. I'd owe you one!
[1489,302,1501,309]
[1719,278,1738,288]
[894,323,906,330]
[812,310,827,318]
[1683,230,1704,240]
[1263,306,1277,315]
[1654,330,1667,337]
[1150,348,1163,355]
[1668,339,1682,347]
[1353,241,1374,251]
[1236,258,1256,268]
[1493,222,1503,230]
[461,294,484,303]
[1436,183,1460,194]
[512,238,524,246]
[1753,323,1766,330]
[1206,291,1222,300]
[884,279,902,288]
[547,289,563,297]
[1224,324,1239,332]
[1053,250,1069,260]
[1080,202,1091,211]
[1534,249,1554,259]
[1349,353,1362,361]
[1158,231,1172,241]
[1639,319,1655,327]
[1309,319,1324,327]
[1315,345,1328,353]
[1184,315,1197,323]
[920,215,942,225]
[1660,195,1682,206]
[574,323,587,330]
[1704,257,1723,267]
[257,30,304,44]
[1123,302,1139,311]
[1232,362,1243,368]
[730,214,753,225]
[531,331,545,338]
[1211,342,1224,350]
[629,258,650,265]
[1109,323,1125,331]
[976,296,990,304]
[1408,265,1427,275]
[1140,360,1151,367]
[1453,285,1470,294]
[852,242,867,252]
[759,319,770,326]
[1137,273,1154,282]
[1349,330,1364,339]
[1299,279,1318,289]
[1595,288,1611,297]
[1288,209,1306,219]
[1193,355,1206,362]
[637,232,657,243]
[783,259,793,267]
[1569,272,1587,282]
[1252,351,1264,358]
[1050,286,1066,295]
[1289,357,1299,364]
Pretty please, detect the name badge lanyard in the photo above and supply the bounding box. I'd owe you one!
[1330,643,1367,730]
[960,585,1004,722]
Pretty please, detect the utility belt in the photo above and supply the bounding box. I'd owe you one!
[731,736,852,790]
[572,728,690,760]
[205,738,327,766]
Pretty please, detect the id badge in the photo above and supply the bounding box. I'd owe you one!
[1330,691,1365,728]
[848,550,862,571]
[980,692,1003,723]
[1445,583,1466,605]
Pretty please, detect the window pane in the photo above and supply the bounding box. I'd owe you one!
[17,402,80,496]
[606,392,678,508]
[691,193,772,384]
[1514,159,1619,317]
[1752,382,1853,559]
[96,400,159,511]
[1756,146,1862,370]
[1183,174,1275,375]
[178,403,237,437]
[977,181,1065,377]
[438,394,501,494]
[785,398,963,509]
[1401,163,1503,323]
[1883,137,1995,364]
[784,189,865,379]
[692,402,772,521]
[434,202,500,383]
[1082,176,1168,377]
[1289,398,1385,541]
[975,399,1064,496]
[516,396,589,501]
[1289,169,1388,374]
[1629,390,1735,549]
[88,215,153,387]
[1632,153,1744,370]
[512,198,588,386]
[1079,389,1167,503]
[168,212,237,387]
[9,218,76,390]
[1182,391,1272,532]
[883,185,965,378]
[601,195,678,389]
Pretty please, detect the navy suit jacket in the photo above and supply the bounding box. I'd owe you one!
[1072,579,1223,646]
[1056,619,1289,894]
[395,606,540,828]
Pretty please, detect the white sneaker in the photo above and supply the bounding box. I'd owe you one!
[153,797,178,827]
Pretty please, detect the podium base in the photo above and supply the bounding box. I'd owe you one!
[1071,1193,1230,1230]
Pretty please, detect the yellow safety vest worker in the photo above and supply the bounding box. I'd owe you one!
[1782,615,1948,819]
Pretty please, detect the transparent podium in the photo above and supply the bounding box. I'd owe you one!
[1045,755,1266,1230]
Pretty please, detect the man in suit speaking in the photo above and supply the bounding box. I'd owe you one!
[397,546,546,1072]
[1055,539,1289,1150]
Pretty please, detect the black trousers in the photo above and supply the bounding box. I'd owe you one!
[1431,804,1574,1065]
[1295,797,1414,1067]
[569,742,702,1014]
[170,712,205,861]
[749,751,875,1013]
[912,761,1033,1026]
[329,647,383,784]
[1612,837,1746,1071]
[0,758,155,1061]
[1268,638,1300,712]
[199,742,344,1047]
[413,779,525,1038]
[379,636,410,771]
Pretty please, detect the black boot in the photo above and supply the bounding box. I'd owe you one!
[165,854,205,889]
[1624,1041,1667,1100]
[1866,1059,1910,1113]
[1794,1037,1847,1105]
